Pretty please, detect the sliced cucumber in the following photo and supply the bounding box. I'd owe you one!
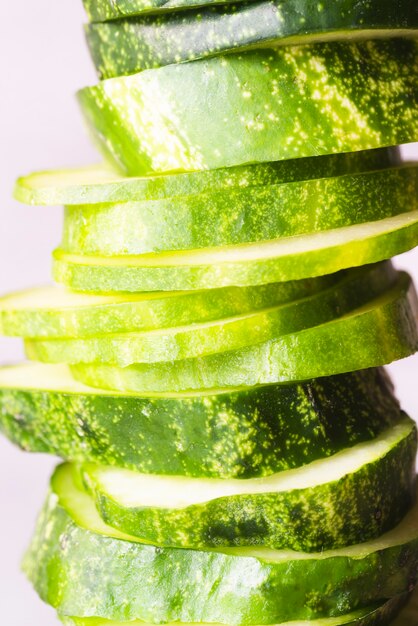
[53,210,418,292]
[82,0,239,20]
[58,590,411,626]
[72,272,418,391]
[79,416,417,550]
[86,0,418,78]
[0,364,403,478]
[81,0,418,25]
[78,40,418,175]
[24,463,418,624]
[0,277,339,339]
[61,165,418,256]
[24,263,397,365]
[14,147,400,206]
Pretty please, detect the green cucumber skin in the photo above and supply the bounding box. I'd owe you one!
[86,0,418,79]
[24,473,418,624]
[25,263,398,366]
[0,277,341,339]
[15,147,401,206]
[78,40,418,176]
[61,166,418,256]
[0,366,403,479]
[82,0,418,23]
[52,211,418,293]
[72,274,418,392]
[81,419,418,551]
[58,592,411,626]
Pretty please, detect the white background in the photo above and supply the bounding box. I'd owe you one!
[0,3,417,624]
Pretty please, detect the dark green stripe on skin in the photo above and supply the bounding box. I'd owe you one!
[78,40,418,176]
[24,465,418,624]
[0,365,403,478]
[15,147,401,206]
[86,0,418,79]
[80,417,418,551]
[61,165,418,256]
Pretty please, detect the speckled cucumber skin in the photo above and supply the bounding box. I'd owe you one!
[52,211,418,292]
[82,0,238,19]
[86,0,418,78]
[0,365,404,478]
[61,165,418,256]
[0,276,341,339]
[81,417,417,551]
[25,263,397,365]
[24,467,418,625]
[82,0,418,22]
[58,591,411,626]
[78,40,418,176]
[72,273,418,392]
[15,147,401,206]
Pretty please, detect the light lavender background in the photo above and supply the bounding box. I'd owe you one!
[0,3,417,624]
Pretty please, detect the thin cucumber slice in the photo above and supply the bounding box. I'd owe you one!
[82,0,240,20]
[81,0,418,24]
[80,416,417,550]
[61,165,418,256]
[78,40,418,175]
[0,364,403,478]
[86,0,418,78]
[53,210,418,292]
[59,590,410,626]
[24,463,418,624]
[72,272,418,392]
[25,263,397,365]
[14,147,400,206]
[0,277,339,339]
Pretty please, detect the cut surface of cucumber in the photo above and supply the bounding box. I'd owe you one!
[25,263,397,365]
[72,272,418,391]
[0,363,403,478]
[61,165,418,256]
[24,463,418,624]
[78,40,418,175]
[14,147,400,206]
[53,210,418,292]
[59,590,410,626]
[0,277,339,338]
[79,415,417,550]
[86,0,418,78]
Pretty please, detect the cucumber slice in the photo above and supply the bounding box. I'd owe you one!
[82,0,239,20]
[61,165,418,256]
[53,210,418,292]
[24,463,418,624]
[79,416,417,550]
[81,0,418,24]
[14,147,400,206]
[58,590,411,626]
[0,364,403,478]
[86,1,418,78]
[0,277,339,339]
[24,263,397,365]
[72,272,418,391]
[78,40,418,175]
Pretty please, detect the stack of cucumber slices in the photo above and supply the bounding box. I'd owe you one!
[3,1,418,625]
